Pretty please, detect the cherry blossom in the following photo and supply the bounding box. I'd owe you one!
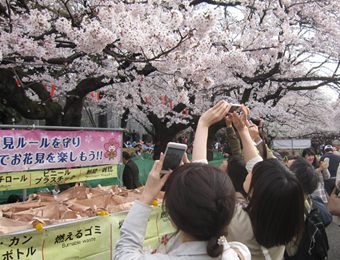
[0,0,339,140]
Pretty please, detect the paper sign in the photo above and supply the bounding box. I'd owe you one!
[0,206,175,260]
[0,165,117,191]
[0,130,122,173]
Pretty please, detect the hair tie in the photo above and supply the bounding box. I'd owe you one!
[218,236,251,260]
[217,236,229,247]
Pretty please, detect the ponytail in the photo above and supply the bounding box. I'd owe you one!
[207,235,223,257]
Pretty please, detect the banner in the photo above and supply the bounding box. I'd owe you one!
[0,206,175,260]
[272,139,311,149]
[43,217,112,260]
[0,165,117,191]
[0,130,122,173]
[0,231,43,260]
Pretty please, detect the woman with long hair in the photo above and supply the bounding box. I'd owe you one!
[192,101,305,260]
[302,148,330,203]
[114,152,250,259]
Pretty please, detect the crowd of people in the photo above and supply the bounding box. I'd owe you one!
[115,101,340,260]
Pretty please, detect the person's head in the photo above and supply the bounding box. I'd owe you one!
[164,163,235,257]
[282,154,298,168]
[289,156,318,195]
[7,194,22,203]
[122,151,131,164]
[245,159,305,248]
[280,151,296,167]
[324,144,334,153]
[332,140,340,151]
[302,148,318,168]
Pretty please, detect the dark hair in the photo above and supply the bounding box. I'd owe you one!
[250,118,262,127]
[324,145,333,153]
[247,159,305,248]
[122,151,131,160]
[227,155,248,197]
[164,163,235,257]
[289,156,318,195]
[7,194,22,203]
[302,148,319,168]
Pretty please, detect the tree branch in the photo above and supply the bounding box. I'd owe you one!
[0,3,9,18]
[46,52,85,65]
[274,76,340,84]
[2,53,85,66]
[190,0,241,7]
[0,68,63,124]
[5,0,12,32]
[62,0,77,27]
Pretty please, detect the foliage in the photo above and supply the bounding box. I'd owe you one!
[0,0,339,137]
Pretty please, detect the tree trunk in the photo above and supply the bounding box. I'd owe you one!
[0,99,22,124]
[120,108,130,129]
[149,115,194,160]
[62,95,84,126]
[152,127,179,160]
[98,113,108,128]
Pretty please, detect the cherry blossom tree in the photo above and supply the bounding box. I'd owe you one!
[0,0,339,154]
[263,88,339,138]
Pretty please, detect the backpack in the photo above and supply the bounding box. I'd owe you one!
[311,195,332,227]
[286,204,329,260]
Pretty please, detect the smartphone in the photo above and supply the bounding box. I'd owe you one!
[229,104,242,113]
[161,142,187,175]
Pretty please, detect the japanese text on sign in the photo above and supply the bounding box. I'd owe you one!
[0,206,175,260]
[0,130,122,173]
[0,165,117,191]
[0,235,38,260]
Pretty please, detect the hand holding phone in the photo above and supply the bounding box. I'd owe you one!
[140,153,172,204]
[161,142,187,175]
[323,158,329,169]
[199,101,231,128]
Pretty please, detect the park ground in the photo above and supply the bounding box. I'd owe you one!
[327,221,340,259]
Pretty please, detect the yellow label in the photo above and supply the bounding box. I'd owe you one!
[0,205,175,260]
[0,165,117,191]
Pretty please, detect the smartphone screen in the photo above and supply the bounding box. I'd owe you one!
[162,147,186,172]
[229,104,241,113]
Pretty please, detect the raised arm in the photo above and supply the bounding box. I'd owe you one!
[336,164,340,190]
[231,106,259,164]
[114,154,171,260]
[247,120,276,159]
[192,101,230,161]
[225,115,242,157]
[317,160,331,180]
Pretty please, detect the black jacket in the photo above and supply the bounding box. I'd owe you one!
[321,153,340,177]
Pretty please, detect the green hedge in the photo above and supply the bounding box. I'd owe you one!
[134,152,226,184]
[0,152,226,204]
